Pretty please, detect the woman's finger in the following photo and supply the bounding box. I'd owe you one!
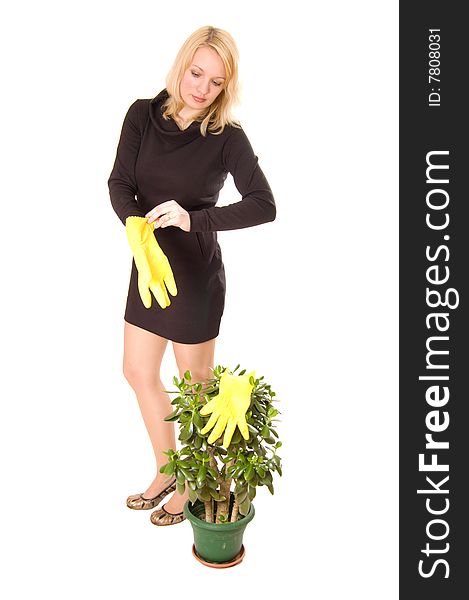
[145,200,178,218]
[154,212,177,229]
[161,214,181,228]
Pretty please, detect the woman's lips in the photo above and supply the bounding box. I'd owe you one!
[193,95,205,103]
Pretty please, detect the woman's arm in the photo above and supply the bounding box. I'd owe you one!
[107,100,147,225]
[188,126,276,232]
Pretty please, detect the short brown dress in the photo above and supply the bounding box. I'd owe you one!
[107,88,276,344]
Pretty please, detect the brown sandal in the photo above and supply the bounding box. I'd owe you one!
[126,478,177,510]
[150,504,186,526]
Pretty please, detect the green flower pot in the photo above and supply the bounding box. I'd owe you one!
[183,494,255,565]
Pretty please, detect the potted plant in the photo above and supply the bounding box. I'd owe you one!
[160,364,282,567]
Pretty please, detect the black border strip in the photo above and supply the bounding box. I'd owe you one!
[400,3,467,596]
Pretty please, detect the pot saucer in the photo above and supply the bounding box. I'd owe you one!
[191,544,245,568]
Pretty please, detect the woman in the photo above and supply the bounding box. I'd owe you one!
[107,25,276,526]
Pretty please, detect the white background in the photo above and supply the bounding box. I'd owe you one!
[0,1,398,598]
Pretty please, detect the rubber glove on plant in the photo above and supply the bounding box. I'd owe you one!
[125,216,177,309]
[200,369,255,447]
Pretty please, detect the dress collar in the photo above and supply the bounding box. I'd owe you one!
[149,88,202,142]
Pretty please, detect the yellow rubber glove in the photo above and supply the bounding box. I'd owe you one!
[200,369,255,447]
[125,216,177,309]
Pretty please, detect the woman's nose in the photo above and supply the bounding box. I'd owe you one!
[197,81,210,95]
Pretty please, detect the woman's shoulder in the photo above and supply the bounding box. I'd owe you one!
[211,120,246,145]
[125,98,152,131]
[220,121,252,148]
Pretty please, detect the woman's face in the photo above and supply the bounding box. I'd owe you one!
[179,46,226,113]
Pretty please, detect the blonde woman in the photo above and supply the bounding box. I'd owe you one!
[107,25,276,526]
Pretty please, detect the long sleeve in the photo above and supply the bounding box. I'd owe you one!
[188,126,276,232]
[107,100,147,225]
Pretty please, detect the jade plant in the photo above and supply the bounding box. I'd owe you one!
[160,364,282,523]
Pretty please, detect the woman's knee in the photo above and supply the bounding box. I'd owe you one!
[122,361,159,390]
[173,338,216,384]
[177,367,212,384]
[123,321,167,388]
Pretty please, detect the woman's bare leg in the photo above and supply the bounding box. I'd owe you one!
[162,337,216,513]
[123,321,177,499]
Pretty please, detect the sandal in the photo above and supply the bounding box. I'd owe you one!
[126,477,177,510]
[150,504,186,526]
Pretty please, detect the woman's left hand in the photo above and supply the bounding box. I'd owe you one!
[145,200,191,232]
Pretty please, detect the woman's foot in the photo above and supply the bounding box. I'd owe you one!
[150,486,189,526]
[160,487,189,514]
[126,473,177,510]
[142,473,176,500]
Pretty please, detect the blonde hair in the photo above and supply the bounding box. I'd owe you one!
[162,26,242,136]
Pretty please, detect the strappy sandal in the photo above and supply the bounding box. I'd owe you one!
[126,477,177,510]
[150,504,186,526]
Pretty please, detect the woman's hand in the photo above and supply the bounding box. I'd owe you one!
[145,200,191,232]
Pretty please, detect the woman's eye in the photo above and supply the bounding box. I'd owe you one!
[191,71,222,87]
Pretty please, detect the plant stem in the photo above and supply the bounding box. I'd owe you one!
[207,447,223,523]
[216,459,234,524]
[204,500,213,523]
[231,499,239,522]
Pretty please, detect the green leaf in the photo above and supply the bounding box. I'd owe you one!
[199,487,211,501]
[164,410,181,422]
[239,497,250,516]
[197,466,207,487]
[173,375,179,386]
[161,463,174,475]
[234,481,244,494]
[179,423,193,441]
[179,466,194,481]
[188,488,198,503]
[176,482,186,495]
[180,411,191,423]
[193,412,203,428]
[226,465,238,477]
[208,489,226,501]
[245,464,254,481]
[256,466,266,478]
[230,429,242,445]
[184,370,192,381]
[236,489,248,504]
[254,400,264,413]
[248,486,256,500]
